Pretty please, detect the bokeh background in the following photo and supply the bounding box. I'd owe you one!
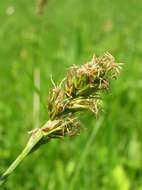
[0,0,142,189]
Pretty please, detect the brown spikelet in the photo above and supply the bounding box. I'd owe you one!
[47,52,122,121]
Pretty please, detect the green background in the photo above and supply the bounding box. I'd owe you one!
[0,0,142,189]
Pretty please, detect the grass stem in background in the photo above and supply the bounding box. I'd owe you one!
[69,117,103,190]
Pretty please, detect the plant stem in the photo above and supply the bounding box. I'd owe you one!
[69,117,103,190]
[0,128,44,186]
[33,66,40,129]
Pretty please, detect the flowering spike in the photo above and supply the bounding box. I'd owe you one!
[0,52,122,186]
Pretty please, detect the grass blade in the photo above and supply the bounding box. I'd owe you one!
[69,117,103,190]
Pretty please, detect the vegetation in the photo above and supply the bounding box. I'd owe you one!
[0,0,142,189]
[0,53,121,185]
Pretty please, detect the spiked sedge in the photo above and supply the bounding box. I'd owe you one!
[0,52,122,186]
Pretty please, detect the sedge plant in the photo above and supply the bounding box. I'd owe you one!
[0,52,122,186]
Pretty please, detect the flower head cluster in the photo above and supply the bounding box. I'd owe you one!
[46,52,121,137]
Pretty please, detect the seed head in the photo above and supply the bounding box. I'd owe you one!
[47,52,121,127]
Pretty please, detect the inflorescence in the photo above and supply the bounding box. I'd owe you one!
[0,52,122,185]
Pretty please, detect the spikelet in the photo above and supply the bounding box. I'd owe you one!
[47,52,121,120]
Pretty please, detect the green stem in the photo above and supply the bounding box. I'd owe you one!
[0,128,44,186]
[69,117,103,190]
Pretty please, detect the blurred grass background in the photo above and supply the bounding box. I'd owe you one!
[0,0,142,189]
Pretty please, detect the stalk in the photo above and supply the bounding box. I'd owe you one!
[0,125,45,186]
[0,121,51,185]
[0,117,79,185]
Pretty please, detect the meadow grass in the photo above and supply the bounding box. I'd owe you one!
[0,0,142,189]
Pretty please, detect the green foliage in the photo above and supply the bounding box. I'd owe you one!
[0,0,142,189]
